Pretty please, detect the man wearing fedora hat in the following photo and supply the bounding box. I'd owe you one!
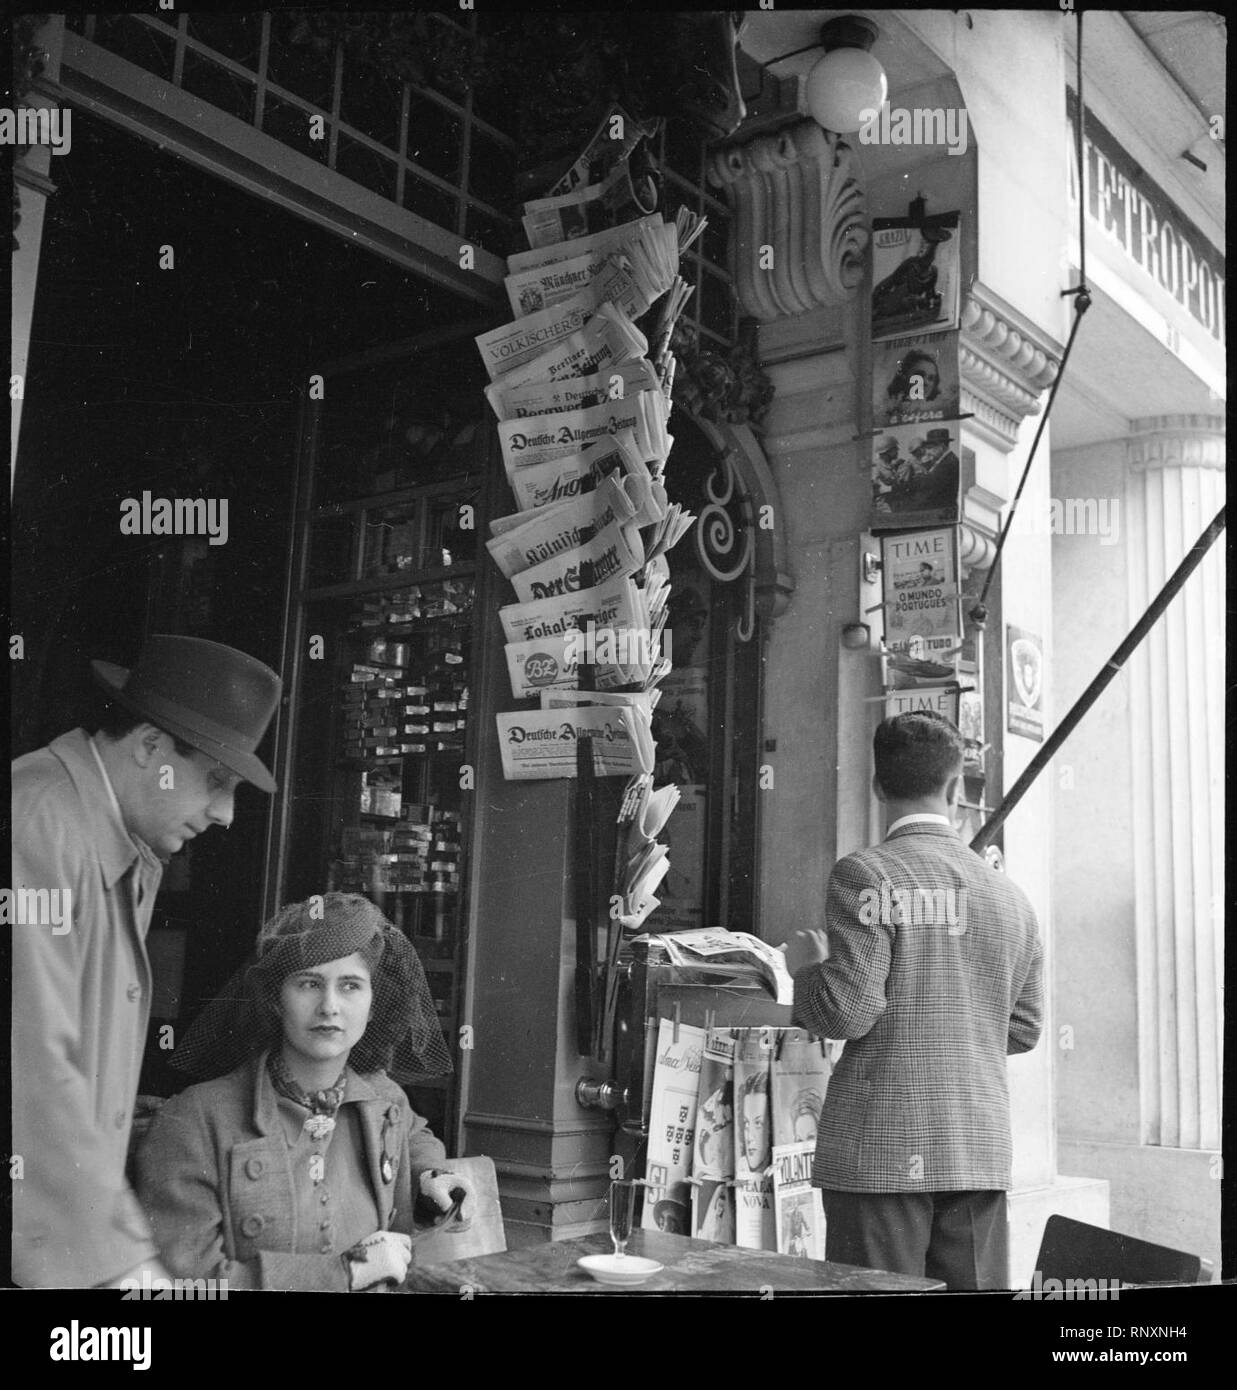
[11,634,282,1288]
[900,427,960,516]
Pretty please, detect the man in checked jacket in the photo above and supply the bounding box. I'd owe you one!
[786,711,1043,1290]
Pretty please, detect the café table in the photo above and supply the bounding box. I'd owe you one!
[403,1228,946,1294]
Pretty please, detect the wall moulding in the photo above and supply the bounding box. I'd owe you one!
[1126,416,1226,472]
[709,117,869,322]
[960,282,1063,452]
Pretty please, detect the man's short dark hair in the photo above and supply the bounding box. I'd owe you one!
[874,712,965,799]
[95,703,198,759]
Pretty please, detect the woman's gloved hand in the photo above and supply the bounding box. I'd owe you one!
[418,1169,475,1230]
[343,1230,412,1291]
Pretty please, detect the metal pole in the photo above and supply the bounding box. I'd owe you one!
[971,506,1225,852]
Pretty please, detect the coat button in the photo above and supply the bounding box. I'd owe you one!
[241,1214,265,1237]
[126,983,141,1002]
[245,1157,265,1179]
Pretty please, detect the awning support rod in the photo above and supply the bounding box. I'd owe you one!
[970,506,1226,852]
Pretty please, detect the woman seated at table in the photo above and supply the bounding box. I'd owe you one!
[136,892,473,1291]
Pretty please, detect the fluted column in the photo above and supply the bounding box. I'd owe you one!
[1124,416,1225,1151]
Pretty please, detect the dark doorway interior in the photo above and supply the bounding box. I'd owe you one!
[12,107,483,1093]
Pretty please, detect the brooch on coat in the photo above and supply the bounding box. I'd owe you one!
[304,1114,336,1141]
[379,1104,400,1185]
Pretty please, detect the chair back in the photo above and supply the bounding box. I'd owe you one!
[1036,1214,1202,1286]
[411,1155,506,1265]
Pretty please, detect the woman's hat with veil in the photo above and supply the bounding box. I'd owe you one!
[171,892,451,1083]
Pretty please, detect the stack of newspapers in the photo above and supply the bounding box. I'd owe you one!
[483,107,701,798]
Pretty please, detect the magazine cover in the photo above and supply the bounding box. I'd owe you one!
[693,1026,737,1178]
[772,1142,826,1259]
[871,423,961,531]
[885,685,961,724]
[641,1017,705,1235]
[770,1028,832,1149]
[881,528,962,650]
[871,212,961,341]
[692,1179,736,1245]
[872,329,960,426]
[732,1027,776,1250]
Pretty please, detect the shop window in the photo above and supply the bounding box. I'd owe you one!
[271,331,491,1147]
[649,415,762,935]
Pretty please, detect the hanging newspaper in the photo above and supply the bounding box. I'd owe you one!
[486,474,637,580]
[498,389,669,475]
[733,1027,777,1250]
[543,103,659,201]
[495,702,655,780]
[475,289,600,382]
[507,429,667,522]
[486,358,660,421]
[506,222,674,319]
[522,155,660,251]
[500,302,648,391]
[640,1017,705,1236]
[507,213,662,277]
[499,573,646,645]
[508,518,644,604]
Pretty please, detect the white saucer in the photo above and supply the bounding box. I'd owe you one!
[578,1254,664,1286]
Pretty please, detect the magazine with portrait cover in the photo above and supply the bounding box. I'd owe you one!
[770,1027,832,1149]
[693,1026,737,1179]
[732,1027,777,1250]
[871,329,961,426]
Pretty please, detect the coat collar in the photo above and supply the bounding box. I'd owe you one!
[250,1052,402,1208]
[49,729,161,890]
[885,820,962,842]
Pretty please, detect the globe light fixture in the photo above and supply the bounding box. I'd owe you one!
[804,16,887,135]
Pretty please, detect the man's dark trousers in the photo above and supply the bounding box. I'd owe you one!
[823,1189,1009,1290]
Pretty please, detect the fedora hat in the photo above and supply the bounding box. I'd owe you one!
[92,635,282,793]
[923,427,953,445]
[875,434,900,458]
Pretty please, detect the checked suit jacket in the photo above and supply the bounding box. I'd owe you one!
[792,821,1043,1193]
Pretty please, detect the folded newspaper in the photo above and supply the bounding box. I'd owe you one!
[486,358,660,421]
[506,429,668,523]
[499,302,648,391]
[486,474,637,580]
[643,929,795,1006]
[499,573,660,646]
[508,518,644,605]
[498,389,669,475]
[495,703,655,780]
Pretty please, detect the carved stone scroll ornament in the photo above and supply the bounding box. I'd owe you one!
[709,118,869,322]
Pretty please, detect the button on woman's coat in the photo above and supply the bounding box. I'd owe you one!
[135,1053,447,1291]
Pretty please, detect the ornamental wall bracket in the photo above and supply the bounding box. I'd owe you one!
[688,412,796,639]
[708,117,868,323]
[959,282,1063,452]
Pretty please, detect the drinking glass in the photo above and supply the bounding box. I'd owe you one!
[608,1180,636,1259]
